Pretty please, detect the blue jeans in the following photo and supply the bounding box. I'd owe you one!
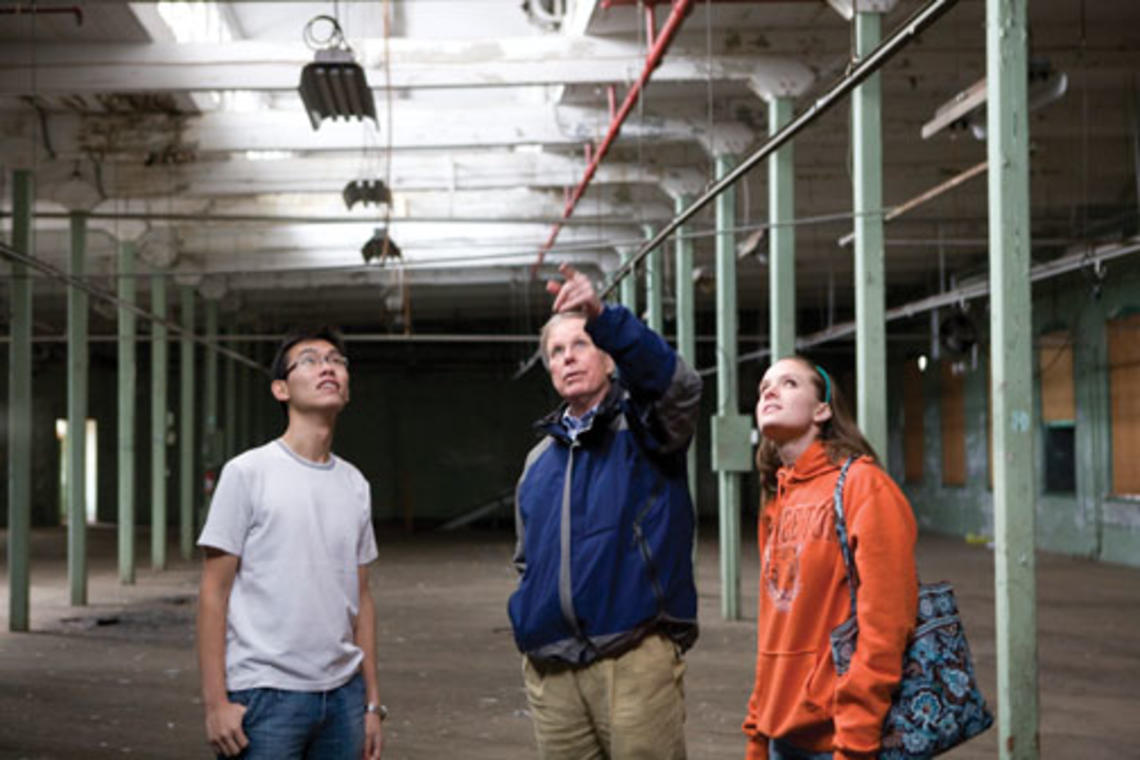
[224,673,365,760]
[770,737,833,760]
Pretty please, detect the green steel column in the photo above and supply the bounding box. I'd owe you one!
[67,212,89,606]
[253,340,268,443]
[7,170,34,631]
[674,194,697,506]
[237,345,251,451]
[986,0,1038,756]
[620,248,638,314]
[644,224,663,333]
[853,11,888,459]
[769,96,797,361]
[117,241,137,584]
[714,152,741,621]
[179,286,196,561]
[151,276,169,570]
[203,299,219,526]
[223,325,237,461]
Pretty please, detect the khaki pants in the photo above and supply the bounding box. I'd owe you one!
[522,634,687,760]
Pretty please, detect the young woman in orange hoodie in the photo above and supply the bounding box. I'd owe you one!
[743,356,918,760]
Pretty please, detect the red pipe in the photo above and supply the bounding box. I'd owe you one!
[533,0,695,273]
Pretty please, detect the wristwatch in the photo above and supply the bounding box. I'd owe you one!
[365,702,388,720]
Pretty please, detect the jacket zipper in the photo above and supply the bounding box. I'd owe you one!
[557,440,591,649]
[631,474,666,612]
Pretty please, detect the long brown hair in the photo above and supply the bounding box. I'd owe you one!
[755,356,879,498]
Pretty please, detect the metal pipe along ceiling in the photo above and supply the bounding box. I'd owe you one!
[598,0,960,299]
[532,0,696,272]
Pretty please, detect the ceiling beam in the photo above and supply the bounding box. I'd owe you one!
[15,221,635,262]
[0,38,813,96]
[27,152,676,197]
[173,221,634,256]
[0,105,739,159]
[25,190,674,226]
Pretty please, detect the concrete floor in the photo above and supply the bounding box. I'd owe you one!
[1,524,1138,759]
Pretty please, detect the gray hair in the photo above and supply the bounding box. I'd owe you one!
[538,310,589,369]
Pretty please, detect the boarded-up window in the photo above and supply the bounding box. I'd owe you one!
[1108,313,1140,496]
[903,360,924,483]
[1040,331,1076,423]
[941,361,966,486]
[1039,331,1076,492]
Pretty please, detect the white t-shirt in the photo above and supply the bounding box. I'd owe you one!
[198,439,379,692]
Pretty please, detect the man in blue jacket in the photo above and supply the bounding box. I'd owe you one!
[508,262,701,759]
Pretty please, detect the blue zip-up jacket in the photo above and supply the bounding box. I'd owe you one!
[508,304,701,665]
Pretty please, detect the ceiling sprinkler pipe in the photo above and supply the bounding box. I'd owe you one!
[532,0,696,274]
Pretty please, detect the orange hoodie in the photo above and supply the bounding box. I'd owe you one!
[743,440,918,760]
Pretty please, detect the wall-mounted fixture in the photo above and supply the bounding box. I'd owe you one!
[343,179,391,210]
[361,227,401,264]
[939,310,978,354]
[299,15,377,131]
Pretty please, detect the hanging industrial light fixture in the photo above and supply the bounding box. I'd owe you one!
[361,227,401,264]
[343,179,391,210]
[299,15,377,130]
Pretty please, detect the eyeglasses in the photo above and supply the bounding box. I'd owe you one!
[285,352,349,376]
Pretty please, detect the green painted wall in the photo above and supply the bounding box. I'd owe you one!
[5,272,1138,569]
[0,340,553,530]
[336,348,553,526]
[891,256,1140,568]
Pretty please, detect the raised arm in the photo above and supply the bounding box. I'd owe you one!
[546,262,701,453]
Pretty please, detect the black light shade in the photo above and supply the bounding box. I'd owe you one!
[361,227,401,264]
[299,48,377,130]
[939,311,978,354]
[343,179,391,210]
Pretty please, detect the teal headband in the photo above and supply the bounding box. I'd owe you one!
[815,364,832,404]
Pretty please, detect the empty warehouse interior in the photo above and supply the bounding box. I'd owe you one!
[1,1,1139,758]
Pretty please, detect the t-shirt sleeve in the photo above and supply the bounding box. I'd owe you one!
[197,460,252,556]
[356,476,379,565]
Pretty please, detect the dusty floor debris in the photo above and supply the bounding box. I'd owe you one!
[1,525,1138,758]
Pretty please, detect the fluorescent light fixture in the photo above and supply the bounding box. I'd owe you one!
[299,47,377,130]
[343,180,392,210]
[362,228,402,264]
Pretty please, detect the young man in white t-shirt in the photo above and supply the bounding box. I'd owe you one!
[196,328,382,759]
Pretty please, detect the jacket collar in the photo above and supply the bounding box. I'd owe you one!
[534,379,623,444]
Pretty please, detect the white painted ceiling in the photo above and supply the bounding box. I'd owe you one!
[1,0,1138,339]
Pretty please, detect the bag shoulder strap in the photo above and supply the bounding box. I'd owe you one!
[832,456,859,620]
